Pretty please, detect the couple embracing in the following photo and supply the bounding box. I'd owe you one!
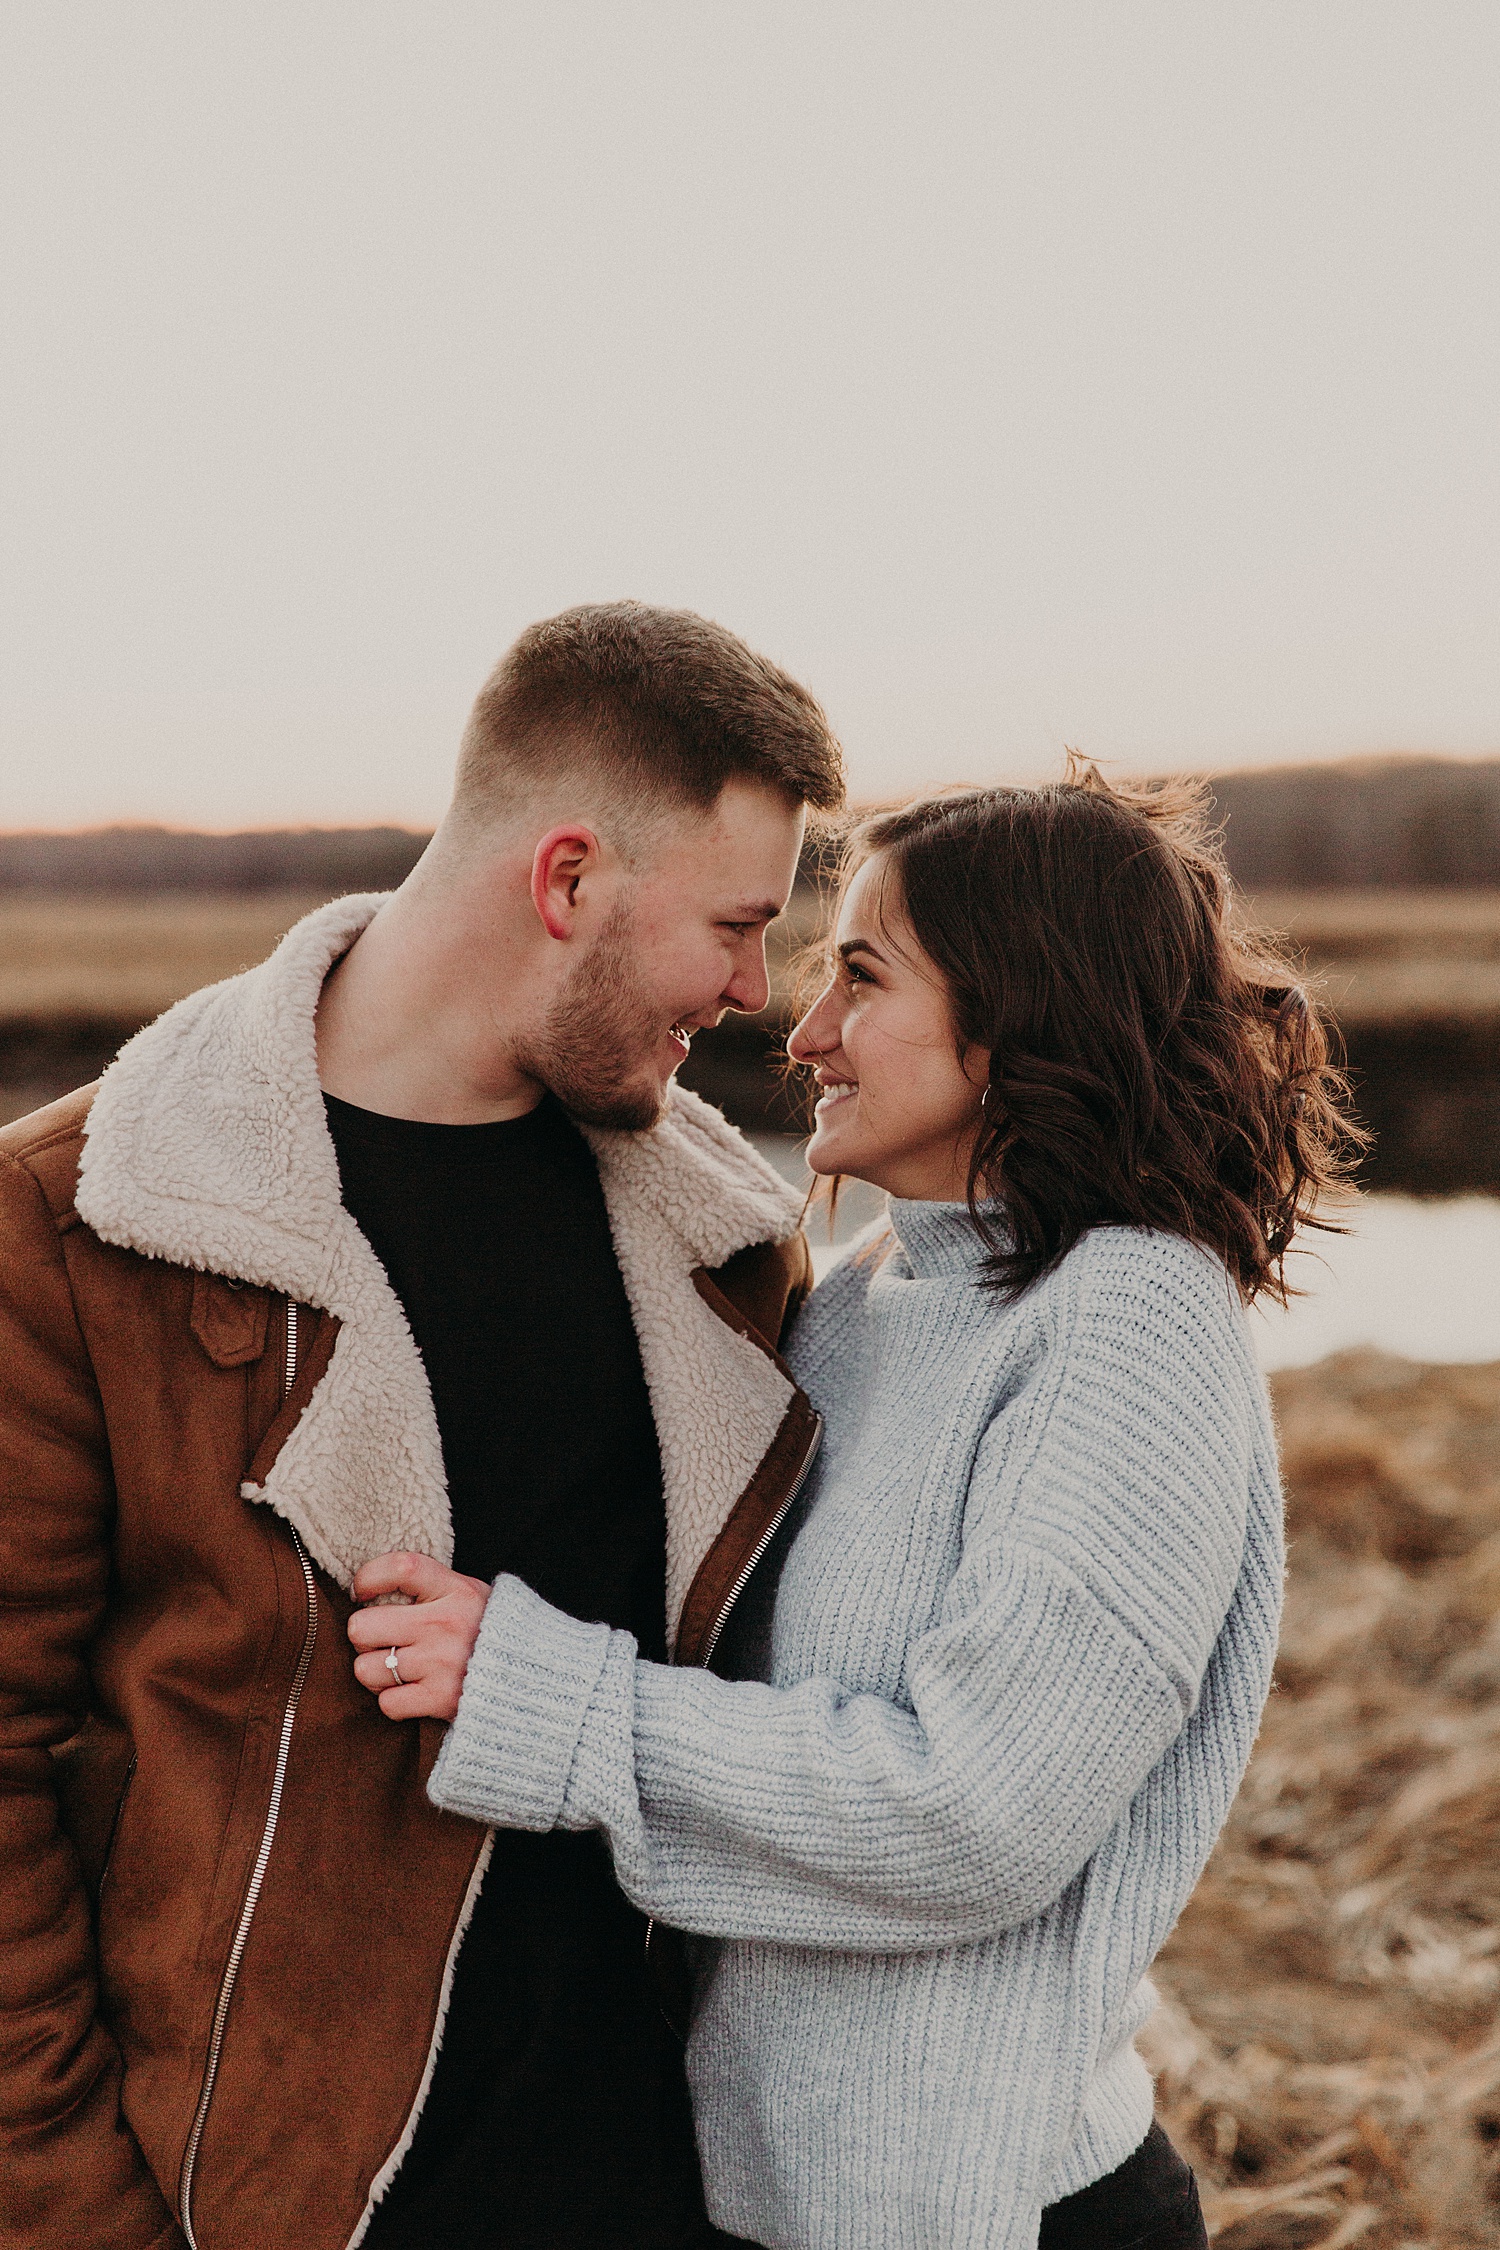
[0,604,1352,2250]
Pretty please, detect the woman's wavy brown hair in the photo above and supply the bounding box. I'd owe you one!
[824,763,1364,1305]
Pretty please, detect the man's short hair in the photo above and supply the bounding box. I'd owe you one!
[454,602,845,831]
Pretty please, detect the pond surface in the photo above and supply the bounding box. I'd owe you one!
[752,1137,1500,1371]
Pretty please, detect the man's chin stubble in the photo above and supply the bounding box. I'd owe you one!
[551,1072,666,1133]
[511,1013,668,1131]
[514,903,675,1133]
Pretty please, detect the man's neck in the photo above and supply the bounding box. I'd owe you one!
[315,889,544,1126]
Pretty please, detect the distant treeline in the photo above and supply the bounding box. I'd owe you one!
[2,755,1498,892]
[0,825,430,894]
[1207,757,1500,889]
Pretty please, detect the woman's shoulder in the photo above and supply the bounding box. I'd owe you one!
[786,1214,1261,1405]
[1037,1222,1254,1357]
[1059,1219,1240,1296]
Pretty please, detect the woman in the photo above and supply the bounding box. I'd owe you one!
[350,769,1356,2249]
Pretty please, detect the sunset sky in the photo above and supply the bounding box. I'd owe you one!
[3,2,1497,830]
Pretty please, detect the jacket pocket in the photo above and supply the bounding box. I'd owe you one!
[191,1270,271,1367]
[98,1752,138,1894]
[50,1715,138,1898]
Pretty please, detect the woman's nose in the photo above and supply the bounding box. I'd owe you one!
[787,982,841,1064]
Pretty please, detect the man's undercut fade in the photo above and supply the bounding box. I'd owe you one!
[453,602,845,841]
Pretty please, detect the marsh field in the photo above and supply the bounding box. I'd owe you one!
[3,781,1500,2248]
[1152,1349,1500,2247]
[4,884,1500,1186]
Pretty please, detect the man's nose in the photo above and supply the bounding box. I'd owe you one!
[722,945,772,1016]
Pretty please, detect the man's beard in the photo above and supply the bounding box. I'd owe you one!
[516,900,673,1132]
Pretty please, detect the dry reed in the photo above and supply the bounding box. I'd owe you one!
[1148,1349,1500,2247]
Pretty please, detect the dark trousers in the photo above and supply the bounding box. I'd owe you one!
[1038,2124,1207,2250]
[710,2121,1208,2250]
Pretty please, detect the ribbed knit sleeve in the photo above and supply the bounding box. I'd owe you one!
[430,1228,1259,1952]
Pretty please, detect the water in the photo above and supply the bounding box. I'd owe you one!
[751,1137,1500,1371]
[1247,1195,1500,1370]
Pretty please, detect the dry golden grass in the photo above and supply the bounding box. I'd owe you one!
[1243,893,1500,1024]
[1248,894,1500,961]
[770,886,1500,1024]
[0,886,813,1032]
[1150,1349,1500,2247]
[2,885,1497,1029]
[0,893,330,1020]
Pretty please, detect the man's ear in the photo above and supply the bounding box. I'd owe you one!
[530,825,602,941]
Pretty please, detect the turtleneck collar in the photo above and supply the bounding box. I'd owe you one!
[886,1197,1005,1280]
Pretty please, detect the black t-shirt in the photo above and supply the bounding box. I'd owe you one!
[328,1092,716,2250]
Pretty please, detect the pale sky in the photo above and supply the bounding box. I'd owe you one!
[3,2,1497,829]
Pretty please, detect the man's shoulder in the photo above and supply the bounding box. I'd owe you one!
[0,1083,96,1226]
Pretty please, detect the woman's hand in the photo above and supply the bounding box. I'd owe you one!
[347,1551,492,1721]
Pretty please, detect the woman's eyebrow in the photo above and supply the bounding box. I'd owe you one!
[837,937,886,966]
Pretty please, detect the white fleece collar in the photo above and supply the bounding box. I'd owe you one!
[77,894,803,1637]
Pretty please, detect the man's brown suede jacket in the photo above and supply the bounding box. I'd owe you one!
[0,898,818,2250]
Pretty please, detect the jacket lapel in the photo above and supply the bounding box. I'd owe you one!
[583,1102,801,1644]
[76,895,805,1633]
[76,896,453,1589]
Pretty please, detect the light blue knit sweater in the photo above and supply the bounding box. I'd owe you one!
[429,1201,1284,2250]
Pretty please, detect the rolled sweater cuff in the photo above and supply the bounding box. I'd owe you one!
[428,1573,615,1831]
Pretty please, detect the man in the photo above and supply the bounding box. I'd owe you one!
[0,603,842,2249]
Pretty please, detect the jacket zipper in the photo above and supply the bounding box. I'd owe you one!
[179,1298,318,2249]
[342,1832,494,2250]
[646,1411,825,2034]
[696,1413,823,1670]
[352,1432,830,2232]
